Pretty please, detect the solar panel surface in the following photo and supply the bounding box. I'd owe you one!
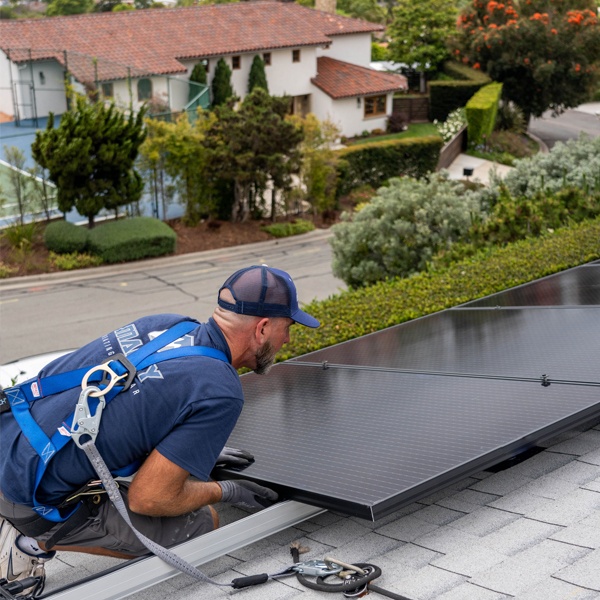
[221,264,600,520]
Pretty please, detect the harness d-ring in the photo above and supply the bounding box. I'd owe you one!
[81,364,128,397]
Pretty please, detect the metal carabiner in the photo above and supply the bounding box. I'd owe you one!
[71,386,106,448]
[81,363,128,397]
[294,560,343,578]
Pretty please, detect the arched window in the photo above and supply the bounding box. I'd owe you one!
[137,78,152,102]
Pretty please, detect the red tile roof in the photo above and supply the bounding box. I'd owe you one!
[0,3,383,83]
[312,56,408,99]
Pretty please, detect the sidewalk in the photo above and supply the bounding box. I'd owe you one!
[446,153,514,186]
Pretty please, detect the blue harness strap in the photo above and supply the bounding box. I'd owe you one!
[6,320,228,522]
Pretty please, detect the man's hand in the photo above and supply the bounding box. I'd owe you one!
[215,447,255,469]
[218,480,278,509]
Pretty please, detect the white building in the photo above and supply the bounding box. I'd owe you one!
[0,1,407,137]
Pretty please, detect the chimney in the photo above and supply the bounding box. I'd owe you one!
[315,0,336,13]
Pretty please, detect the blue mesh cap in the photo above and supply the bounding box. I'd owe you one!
[218,265,320,328]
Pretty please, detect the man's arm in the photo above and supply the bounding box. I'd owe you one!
[127,448,222,516]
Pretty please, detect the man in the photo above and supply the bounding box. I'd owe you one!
[0,265,319,589]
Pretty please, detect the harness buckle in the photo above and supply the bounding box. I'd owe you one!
[71,386,106,448]
[81,354,136,397]
[293,560,343,578]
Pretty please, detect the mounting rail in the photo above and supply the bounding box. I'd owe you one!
[43,500,325,600]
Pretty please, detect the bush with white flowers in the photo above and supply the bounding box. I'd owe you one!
[434,108,467,144]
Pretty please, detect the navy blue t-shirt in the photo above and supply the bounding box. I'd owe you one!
[0,314,244,506]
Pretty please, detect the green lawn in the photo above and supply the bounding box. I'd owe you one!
[347,123,440,146]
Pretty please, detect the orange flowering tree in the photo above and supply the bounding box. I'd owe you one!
[452,0,600,121]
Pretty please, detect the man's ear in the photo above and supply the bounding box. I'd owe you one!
[255,317,270,344]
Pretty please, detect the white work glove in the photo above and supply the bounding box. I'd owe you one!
[218,480,278,509]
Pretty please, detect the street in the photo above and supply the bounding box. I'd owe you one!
[0,229,344,363]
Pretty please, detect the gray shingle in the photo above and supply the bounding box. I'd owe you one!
[413,524,480,554]
[447,506,521,536]
[547,430,600,456]
[469,470,532,496]
[505,449,574,478]
[470,539,591,595]
[487,489,555,515]
[554,547,600,591]
[527,488,600,526]
[435,582,510,599]
[436,489,501,513]
[375,514,439,542]
[481,517,563,556]
[513,576,600,600]
[386,565,468,600]
[550,511,600,549]
[547,460,600,485]
[304,515,373,547]
[430,541,507,577]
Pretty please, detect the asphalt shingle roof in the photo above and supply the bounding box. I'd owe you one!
[312,56,407,98]
[0,3,383,83]
[43,418,600,599]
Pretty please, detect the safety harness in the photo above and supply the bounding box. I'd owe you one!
[2,320,227,528]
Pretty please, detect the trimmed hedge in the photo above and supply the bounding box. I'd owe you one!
[87,217,176,263]
[335,136,443,197]
[44,220,88,254]
[429,61,491,122]
[466,82,503,148]
[279,218,600,360]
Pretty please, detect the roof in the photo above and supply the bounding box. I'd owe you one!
[43,418,600,599]
[312,56,408,99]
[0,3,383,83]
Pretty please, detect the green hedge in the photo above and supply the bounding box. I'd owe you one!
[466,82,502,148]
[87,217,176,263]
[279,218,600,360]
[335,136,443,197]
[44,220,88,254]
[429,61,491,122]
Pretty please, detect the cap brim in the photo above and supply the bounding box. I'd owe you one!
[291,309,320,328]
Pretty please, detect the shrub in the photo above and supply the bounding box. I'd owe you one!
[279,217,600,360]
[335,136,443,197]
[260,219,315,238]
[3,222,39,249]
[49,251,103,271]
[330,174,482,288]
[44,220,88,254]
[434,108,466,143]
[495,101,526,134]
[0,262,18,279]
[465,82,503,148]
[471,135,600,209]
[386,113,407,134]
[87,217,176,263]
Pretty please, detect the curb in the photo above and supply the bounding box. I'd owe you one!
[0,228,334,291]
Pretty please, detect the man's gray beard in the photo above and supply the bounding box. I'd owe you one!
[254,340,276,375]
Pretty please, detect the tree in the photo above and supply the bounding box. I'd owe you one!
[337,0,385,24]
[28,164,56,222]
[45,0,93,16]
[204,88,303,221]
[247,56,269,94]
[3,146,31,226]
[32,97,146,228]
[189,62,207,103]
[453,0,600,121]
[388,0,457,92]
[211,58,235,107]
[289,114,340,218]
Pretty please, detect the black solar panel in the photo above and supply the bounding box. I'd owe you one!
[227,365,600,519]
[222,263,600,520]
[462,265,600,307]
[290,308,600,384]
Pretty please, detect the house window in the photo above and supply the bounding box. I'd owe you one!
[137,78,153,102]
[39,72,46,85]
[101,82,114,98]
[232,56,241,70]
[364,94,386,117]
[263,53,271,66]
[292,49,301,63]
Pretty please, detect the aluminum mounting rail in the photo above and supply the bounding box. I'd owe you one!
[43,500,325,600]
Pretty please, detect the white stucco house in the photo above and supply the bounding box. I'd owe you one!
[0,1,407,138]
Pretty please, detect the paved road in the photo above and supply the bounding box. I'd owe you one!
[0,229,344,363]
[529,103,600,149]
